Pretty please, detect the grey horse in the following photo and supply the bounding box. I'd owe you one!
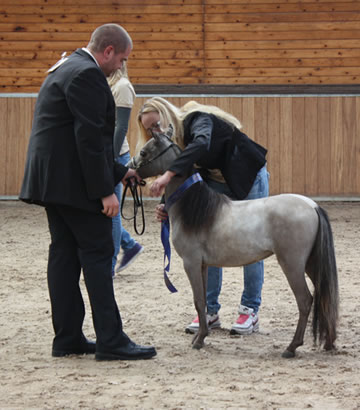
[129,134,339,358]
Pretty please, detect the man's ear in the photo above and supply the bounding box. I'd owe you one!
[103,45,114,61]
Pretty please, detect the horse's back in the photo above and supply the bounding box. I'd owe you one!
[172,192,319,268]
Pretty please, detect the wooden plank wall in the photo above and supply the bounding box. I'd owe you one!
[1,0,360,91]
[1,95,359,198]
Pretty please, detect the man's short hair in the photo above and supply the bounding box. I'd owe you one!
[88,23,132,54]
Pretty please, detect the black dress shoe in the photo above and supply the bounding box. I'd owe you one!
[52,339,96,357]
[95,341,157,361]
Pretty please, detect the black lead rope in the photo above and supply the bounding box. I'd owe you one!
[120,178,146,235]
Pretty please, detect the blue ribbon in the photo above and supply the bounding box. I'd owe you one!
[160,173,203,293]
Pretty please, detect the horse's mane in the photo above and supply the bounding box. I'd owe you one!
[172,180,231,233]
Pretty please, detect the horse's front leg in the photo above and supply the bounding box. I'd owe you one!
[184,260,208,349]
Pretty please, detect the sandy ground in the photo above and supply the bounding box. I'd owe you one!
[0,199,359,410]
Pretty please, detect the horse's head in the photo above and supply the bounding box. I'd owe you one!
[128,133,182,179]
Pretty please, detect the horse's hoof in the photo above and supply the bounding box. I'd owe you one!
[192,343,203,350]
[324,342,335,351]
[281,349,295,358]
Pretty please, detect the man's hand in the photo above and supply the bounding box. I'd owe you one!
[101,193,119,218]
[122,168,142,186]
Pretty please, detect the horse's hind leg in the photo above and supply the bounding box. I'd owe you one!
[279,261,313,358]
[183,260,208,349]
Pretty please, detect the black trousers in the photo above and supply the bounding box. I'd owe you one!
[45,204,130,351]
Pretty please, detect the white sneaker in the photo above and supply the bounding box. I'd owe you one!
[230,305,259,335]
[185,313,221,334]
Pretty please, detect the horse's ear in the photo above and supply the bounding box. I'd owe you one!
[152,132,162,143]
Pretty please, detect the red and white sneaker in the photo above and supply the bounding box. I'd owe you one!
[230,305,259,335]
[185,313,221,334]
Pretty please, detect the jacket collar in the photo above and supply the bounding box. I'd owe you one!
[74,48,99,66]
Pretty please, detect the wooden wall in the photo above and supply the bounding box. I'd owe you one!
[1,95,359,198]
[1,1,359,198]
[1,0,360,92]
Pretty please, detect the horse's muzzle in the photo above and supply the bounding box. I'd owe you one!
[126,157,136,169]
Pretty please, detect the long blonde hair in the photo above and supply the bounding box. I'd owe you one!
[181,100,242,130]
[136,97,242,152]
[136,97,185,151]
[107,61,129,88]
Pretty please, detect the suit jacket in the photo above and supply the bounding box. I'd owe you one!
[169,112,267,200]
[20,49,127,212]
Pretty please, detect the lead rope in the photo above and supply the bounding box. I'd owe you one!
[120,178,146,235]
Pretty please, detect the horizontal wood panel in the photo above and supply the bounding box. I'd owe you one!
[20,55,360,73]
[205,12,360,23]
[0,14,203,23]
[201,76,360,84]
[0,5,204,14]
[0,49,204,61]
[205,30,360,41]
[205,39,360,49]
[0,41,204,51]
[205,49,360,58]
[1,96,359,198]
[2,0,352,3]
[204,67,360,77]
[1,32,204,42]
[205,3,360,12]
[1,0,203,4]
[205,21,360,31]
[0,23,203,33]
[205,57,360,68]
[205,0,358,3]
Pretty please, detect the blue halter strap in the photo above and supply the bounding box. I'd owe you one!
[161,173,203,293]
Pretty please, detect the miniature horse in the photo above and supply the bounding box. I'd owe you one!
[129,134,339,358]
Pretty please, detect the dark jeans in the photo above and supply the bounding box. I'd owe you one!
[45,205,130,351]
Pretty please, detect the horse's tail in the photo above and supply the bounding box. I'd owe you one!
[308,206,339,350]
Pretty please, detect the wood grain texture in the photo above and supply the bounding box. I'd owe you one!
[0,1,359,91]
[2,96,360,197]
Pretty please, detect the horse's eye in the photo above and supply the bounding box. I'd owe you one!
[140,150,146,157]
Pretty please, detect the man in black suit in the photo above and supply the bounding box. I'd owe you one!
[20,24,156,361]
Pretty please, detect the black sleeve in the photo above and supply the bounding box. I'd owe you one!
[114,107,131,158]
[168,113,214,176]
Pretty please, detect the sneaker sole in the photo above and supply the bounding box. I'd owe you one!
[230,322,259,335]
[116,247,144,272]
[185,322,221,334]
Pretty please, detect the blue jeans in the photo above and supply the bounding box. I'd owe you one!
[112,152,136,274]
[205,165,270,314]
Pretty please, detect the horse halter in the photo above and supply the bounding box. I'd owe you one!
[129,134,182,173]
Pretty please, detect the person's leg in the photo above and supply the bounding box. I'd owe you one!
[117,152,137,251]
[204,178,235,314]
[232,165,270,334]
[115,152,143,272]
[206,266,222,314]
[55,205,131,351]
[46,205,86,351]
[111,180,122,275]
[241,165,269,312]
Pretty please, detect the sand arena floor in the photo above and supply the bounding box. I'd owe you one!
[0,200,359,409]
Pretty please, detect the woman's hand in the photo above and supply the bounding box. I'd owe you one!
[150,170,175,197]
[155,203,168,222]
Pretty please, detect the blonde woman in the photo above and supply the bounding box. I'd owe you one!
[108,63,143,276]
[137,96,269,336]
